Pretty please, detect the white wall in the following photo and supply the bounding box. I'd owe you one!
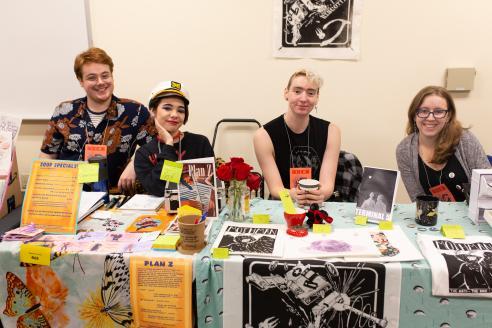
[15,0,492,203]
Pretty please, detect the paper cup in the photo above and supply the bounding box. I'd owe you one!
[177,214,205,252]
[298,179,320,191]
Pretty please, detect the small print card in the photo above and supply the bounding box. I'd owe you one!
[212,247,230,259]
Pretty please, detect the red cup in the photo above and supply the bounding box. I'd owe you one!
[284,210,306,228]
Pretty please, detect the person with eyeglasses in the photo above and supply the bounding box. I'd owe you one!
[396,86,490,202]
[254,69,340,206]
[39,47,154,193]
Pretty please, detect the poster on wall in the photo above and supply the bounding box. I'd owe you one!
[273,0,363,59]
[224,258,401,327]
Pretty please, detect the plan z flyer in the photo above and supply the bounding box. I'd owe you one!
[130,256,192,328]
[21,159,82,234]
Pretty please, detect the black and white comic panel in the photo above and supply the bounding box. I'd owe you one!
[242,259,394,328]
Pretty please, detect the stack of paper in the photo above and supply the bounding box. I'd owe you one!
[119,194,165,211]
[3,224,44,241]
[77,191,107,222]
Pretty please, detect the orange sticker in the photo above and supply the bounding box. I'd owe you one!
[290,167,312,189]
[85,144,107,161]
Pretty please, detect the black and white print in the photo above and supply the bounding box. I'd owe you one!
[273,0,363,59]
[224,258,401,327]
[417,234,492,298]
[212,222,285,257]
[355,167,399,223]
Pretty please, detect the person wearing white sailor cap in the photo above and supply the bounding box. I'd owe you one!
[135,80,214,196]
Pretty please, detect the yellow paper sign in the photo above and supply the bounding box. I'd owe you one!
[19,244,51,266]
[212,247,230,259]
[253,214,270,224]
[77,163,99,183]
[355,215,368,225]
[152,235,180,250]
[313,224,331,234]
[177,205,202,217]
[441,224,465,239]
[379,221,393,230]
[279,189,296,214]
[160,160,183,183]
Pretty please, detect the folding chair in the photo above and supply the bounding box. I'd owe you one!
[212,119,265,199]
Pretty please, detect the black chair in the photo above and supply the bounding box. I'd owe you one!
[327,150,363,202]
[212,119,265,199]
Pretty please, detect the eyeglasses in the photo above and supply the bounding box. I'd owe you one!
[416,108,449,119]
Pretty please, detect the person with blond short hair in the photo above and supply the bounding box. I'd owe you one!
[254,69,340,206]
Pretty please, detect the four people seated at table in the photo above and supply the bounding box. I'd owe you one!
[39,47,154,193]
[253,69,340,206]
[40,48,490,202]
[134,81,214,196]
[396,86,491,202]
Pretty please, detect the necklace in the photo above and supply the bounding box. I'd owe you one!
[283,115,310,168]
[158,134,183,160]
[422,159,443,189]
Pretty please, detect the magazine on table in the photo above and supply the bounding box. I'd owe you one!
[355,167,399,223]
[417,234,492,298]
[178,157,218,219]
[119,194,165,211]
[212,222,285,258]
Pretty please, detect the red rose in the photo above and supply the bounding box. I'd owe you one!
[247,173,261,191]
[216,163,233,181]
[230,157,244,164]
[234,162,252,180]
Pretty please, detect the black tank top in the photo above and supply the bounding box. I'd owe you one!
[264,114,330,188]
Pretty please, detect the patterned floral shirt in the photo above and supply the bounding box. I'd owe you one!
[41,95,155,187]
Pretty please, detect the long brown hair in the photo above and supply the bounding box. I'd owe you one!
[406,86,463,164]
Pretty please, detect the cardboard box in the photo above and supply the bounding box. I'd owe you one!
[468,169,492,223]
[0,151,22,219]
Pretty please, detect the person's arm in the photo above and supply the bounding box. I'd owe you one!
[463,130,491,170]
[396,139,421,202]
[134,143,178,197]
[253,127,305,202]
[300,123,341,205]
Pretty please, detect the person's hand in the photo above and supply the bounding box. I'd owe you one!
[154,118,173,145]
[118,162,136,194]
[291,187,325,207]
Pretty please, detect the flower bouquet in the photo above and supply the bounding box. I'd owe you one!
[216,157,261,221]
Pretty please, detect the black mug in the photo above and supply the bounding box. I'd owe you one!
[415,195,439,226]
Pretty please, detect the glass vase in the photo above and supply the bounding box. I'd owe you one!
[226,180,250,222]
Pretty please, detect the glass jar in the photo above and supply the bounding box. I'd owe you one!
[226,180,250,222]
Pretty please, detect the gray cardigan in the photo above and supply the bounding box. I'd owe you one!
[396,130,491,202]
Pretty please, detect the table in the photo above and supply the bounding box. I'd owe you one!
[0,210,194,328]
[194,199,492,328]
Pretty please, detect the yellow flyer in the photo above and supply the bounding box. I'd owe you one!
[130,256,192,328]
[21,159,82,234]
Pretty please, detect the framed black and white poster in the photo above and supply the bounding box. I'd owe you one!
[273,0,363,59]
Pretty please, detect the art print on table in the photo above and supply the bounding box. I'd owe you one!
[212,222,284,258]
[79,253,133,326]
[273,0,363,59]
[236,258,400,328]
[283,228,380,259]
[178,157,218,218]
[417,234,492,297]
[355,167,399,223]
[349,226,424,263]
